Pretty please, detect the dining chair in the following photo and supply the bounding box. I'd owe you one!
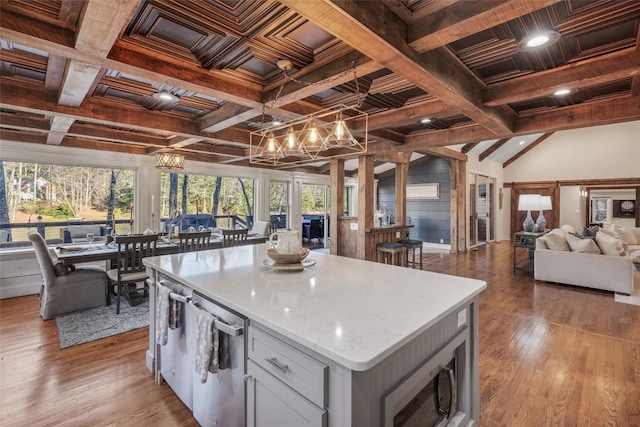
[177,231,211,252]
[107,234,158,314]
[249,220,271,237]
[28,231,107,320]
[222,229,248,247]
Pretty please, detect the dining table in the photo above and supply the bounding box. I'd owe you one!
[55,234,267,266]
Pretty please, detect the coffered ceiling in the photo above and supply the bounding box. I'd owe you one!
[1,0,639,173]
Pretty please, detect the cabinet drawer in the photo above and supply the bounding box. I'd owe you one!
[248,326,328,408]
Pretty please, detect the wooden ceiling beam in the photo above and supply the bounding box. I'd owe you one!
[46,116,75,145]
[199,53,383,134]
[280,0,515,137]
[0,129,47,145]
[479,138,510,161]
[62,137,148,155]
[381,0,458,24]
[351,99,452,131]
[503,132,554,168]
[0,112,50,131]
[408,0,558,52]
[484,49,640,106]
[68,122,168,146]
[419,146,467,162]
[0,24,264,108]
[262,51,381,106]
[199,104,255,133]
[461,142,480,154]
[515,96,640,134]
[0,82,252,145]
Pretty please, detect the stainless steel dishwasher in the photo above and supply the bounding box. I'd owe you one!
[159,279,195,411]
[188,291,247,427]
[158,278,247,427]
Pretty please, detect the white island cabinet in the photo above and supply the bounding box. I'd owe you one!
[143,244,486,427]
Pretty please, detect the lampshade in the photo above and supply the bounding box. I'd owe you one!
[155,151,185,170]
[518,194,541,211]
[540,196,552,210]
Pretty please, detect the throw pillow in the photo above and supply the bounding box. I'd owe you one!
[630,251,640,265]
[633,228,640,243]
[598,227,615,237]
[566,233,601,254]
[595,232,627,257]
[547,228,565,236]
[560,225,576,235]
[540,233,571,251]
[580,226,599,237]
[611,224,638,245]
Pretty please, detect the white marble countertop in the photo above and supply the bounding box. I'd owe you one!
[143,244,486,371]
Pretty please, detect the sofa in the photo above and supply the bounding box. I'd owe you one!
[60,224,107,243]
[534,224,640,295]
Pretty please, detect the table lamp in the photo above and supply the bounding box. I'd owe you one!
[518,194,541,232]
[535,195,552,232]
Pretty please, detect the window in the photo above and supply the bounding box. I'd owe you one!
[269,180,289,230]
[159,172,254,231]
[0,160,134,244]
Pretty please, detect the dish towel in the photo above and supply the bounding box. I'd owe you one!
[195,309,219,383]
[168,297,182,330]
[155,285,171,346]
[218,332,230,370]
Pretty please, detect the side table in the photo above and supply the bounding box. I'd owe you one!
[513,231,547,275]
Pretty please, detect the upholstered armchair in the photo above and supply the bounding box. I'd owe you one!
[28,231,107,320]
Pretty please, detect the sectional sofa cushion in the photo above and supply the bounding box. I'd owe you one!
[611,224,638,245]
[566,233,601,254]
[595,232,627,257]
[540,233,571,251]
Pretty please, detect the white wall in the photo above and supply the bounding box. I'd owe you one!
[504,121,640,182]
[502,120,640,234]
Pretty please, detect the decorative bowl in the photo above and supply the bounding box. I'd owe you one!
[266,247,310,264]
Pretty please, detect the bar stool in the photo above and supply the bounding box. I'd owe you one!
[376,242,406,267]
[400,238,423,270]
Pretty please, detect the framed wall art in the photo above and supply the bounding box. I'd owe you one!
[591,197,612,224]
[406,183,439,200]
[613,199,635,218]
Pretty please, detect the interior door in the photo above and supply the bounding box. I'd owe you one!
[469,174,492,247]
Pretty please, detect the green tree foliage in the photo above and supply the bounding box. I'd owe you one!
[1,161,134,221]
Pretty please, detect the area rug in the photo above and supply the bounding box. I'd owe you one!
[55,299,149,349]
[615,281,640,306]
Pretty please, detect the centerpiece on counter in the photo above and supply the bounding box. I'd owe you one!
[263,230,315,271]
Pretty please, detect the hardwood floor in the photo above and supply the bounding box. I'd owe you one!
[1,242,638,426]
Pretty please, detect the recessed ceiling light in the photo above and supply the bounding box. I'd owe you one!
[272,120,282,126]
[152,91,179,102]
[519,30,560,51]
[553,88,574,96]
[420,118,432,124]
[519,140,525,145]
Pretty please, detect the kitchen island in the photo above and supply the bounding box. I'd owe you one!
[143,244,486,426]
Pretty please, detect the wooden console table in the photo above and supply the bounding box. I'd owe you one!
[513,231,547,275]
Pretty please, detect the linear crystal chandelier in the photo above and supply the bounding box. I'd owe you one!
[250,61,368,166]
